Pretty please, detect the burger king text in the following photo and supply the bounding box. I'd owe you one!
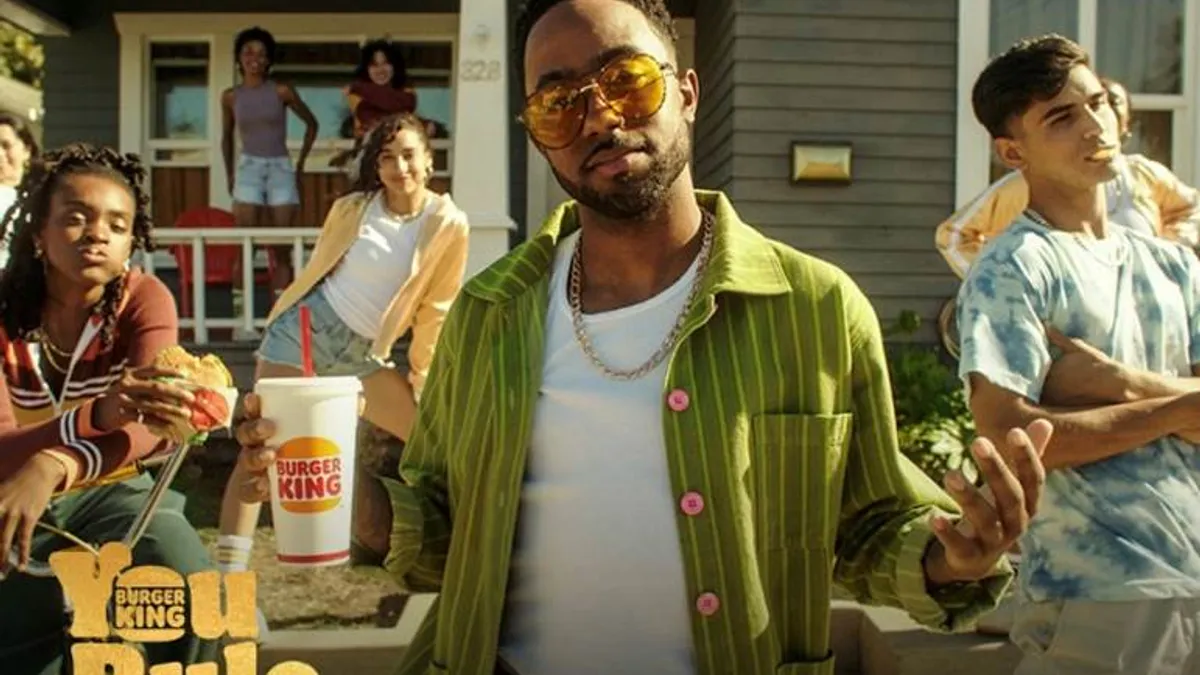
[50,542,322,675]
[276,436,344,513]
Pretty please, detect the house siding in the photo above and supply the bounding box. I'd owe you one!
[40,5,120,148]
[721,0,959,341]
[693,0,737,192]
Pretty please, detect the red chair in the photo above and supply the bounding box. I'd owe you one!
[167,207,272,319]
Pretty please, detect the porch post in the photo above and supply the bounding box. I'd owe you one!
[210,33,236,212]
[451,1,516,277]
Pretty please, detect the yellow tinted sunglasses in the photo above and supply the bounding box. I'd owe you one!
[519,53,676,150]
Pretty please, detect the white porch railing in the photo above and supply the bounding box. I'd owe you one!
[135,227,323,344]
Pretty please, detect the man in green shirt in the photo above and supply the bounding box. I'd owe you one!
[232,1,1050,673]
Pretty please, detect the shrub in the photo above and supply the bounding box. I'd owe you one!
[884,310,978,486]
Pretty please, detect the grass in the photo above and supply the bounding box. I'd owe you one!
[174,437,405,631]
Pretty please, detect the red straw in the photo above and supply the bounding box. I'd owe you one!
[298,304,315,377]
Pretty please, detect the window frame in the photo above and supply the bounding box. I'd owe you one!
[145,36,213,169]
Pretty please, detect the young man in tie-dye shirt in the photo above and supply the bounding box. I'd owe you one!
[957,35,1200,673]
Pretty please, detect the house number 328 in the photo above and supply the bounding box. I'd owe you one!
[460,59,501,82]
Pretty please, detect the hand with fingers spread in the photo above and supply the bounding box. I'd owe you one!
[0,454,66,572]
[1042,326,1131,406]
[923,419,1052,585]
[231,393,277,504]
[93,365,197,434]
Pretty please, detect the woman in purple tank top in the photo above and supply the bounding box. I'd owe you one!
[220,26,319,300]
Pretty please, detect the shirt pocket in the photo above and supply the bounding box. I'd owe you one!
[749,413,852,549]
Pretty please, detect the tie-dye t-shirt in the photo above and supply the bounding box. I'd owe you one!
[957,213,1200,603]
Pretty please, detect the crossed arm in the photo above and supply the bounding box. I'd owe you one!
[967,332,1200,471]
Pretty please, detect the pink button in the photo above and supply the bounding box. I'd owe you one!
[666,388,690,412]
[696,592,720,617]
[680,491,705,516]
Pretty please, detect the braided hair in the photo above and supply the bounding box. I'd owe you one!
[347,112,434,195]
[0,143,154,348]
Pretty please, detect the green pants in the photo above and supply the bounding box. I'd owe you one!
[0,473,219,675]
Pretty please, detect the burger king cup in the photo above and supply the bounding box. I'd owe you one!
[255,376,363,568]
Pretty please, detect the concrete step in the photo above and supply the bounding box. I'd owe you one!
[250,598,1022,675]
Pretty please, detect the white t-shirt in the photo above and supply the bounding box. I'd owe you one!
[321,193,428,340]
[498,229,699,675]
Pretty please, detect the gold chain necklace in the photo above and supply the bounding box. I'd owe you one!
[34,328,73,359]
[568,210,715,381]
[33,330,71,373]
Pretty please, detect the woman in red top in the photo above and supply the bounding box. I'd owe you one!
[0,144,216,673]
[331,39,419,177]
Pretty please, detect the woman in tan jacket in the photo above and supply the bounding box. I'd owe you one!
[217,112,468,576]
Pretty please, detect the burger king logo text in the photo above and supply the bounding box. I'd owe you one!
[276,436,343,513]
[50,542,321,674]
[111,565,187,642]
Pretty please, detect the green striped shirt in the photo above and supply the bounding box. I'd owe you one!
[380,191,1012,675]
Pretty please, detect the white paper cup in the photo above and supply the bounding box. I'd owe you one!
[255,376,363,568]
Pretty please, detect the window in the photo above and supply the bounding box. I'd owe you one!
[272,41,359,143]
[1128,110,1174,165]
[1096,0,1184,167]
[146,41,212,230]
[148,41,210,163]
[151,43,209,141]
[989,0,1078,52]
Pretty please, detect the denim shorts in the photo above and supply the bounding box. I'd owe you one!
[256,286,388,377]
[233,154,299,207]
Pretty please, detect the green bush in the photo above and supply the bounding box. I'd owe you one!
[884,310,978,486]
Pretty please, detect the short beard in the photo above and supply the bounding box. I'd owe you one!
[551,125,691,222]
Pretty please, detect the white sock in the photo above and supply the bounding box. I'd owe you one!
[216,534,254,573]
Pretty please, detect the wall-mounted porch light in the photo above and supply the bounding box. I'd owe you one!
[790,141,853,184]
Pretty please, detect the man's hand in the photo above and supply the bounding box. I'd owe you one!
[0,454,66,572]
[232,393,278,504]
[923,420,1051,585]
[1042,327,1130,406]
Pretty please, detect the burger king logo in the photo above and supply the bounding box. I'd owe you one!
[276,437,343,514]
[111,565,188,643]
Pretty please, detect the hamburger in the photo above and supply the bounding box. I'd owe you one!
[151,346,238,443]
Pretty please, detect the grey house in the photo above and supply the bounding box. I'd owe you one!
[6,0,1197,342]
